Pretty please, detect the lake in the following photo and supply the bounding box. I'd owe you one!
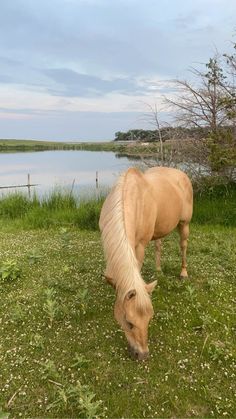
[0,150,141,197]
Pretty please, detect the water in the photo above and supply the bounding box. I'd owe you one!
[0,150,140,197]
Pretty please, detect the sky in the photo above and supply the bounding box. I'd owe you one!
[0,0,236,141]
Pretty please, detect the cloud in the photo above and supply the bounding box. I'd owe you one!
[42,68,147,97]
[0,0,236,139]
[1,0,234,81]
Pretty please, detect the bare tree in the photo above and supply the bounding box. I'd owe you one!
[143,103,165,163]
[165,57,230,132]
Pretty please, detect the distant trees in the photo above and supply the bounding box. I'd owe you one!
[114,129,157,142]
[114,127,205,143]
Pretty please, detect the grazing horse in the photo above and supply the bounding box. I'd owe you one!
[99,166,193,360]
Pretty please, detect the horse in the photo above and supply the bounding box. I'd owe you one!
[99,166,193,361]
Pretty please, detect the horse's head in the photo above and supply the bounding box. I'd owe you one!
[114,281,157,361]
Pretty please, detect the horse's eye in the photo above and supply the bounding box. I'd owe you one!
[127,321,134,330]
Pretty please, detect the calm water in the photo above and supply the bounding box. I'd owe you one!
[0,150,140,196]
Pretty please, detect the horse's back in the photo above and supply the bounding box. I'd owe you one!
[100,166,193,246]
[145,167,193,206]
[122,167,192,244]
[144,167,193,236]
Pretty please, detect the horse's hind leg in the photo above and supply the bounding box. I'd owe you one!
[178,222,189,278]
[155,239,162,271]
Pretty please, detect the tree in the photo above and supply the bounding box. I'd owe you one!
[166,56,230,132]
[164,55,236,181]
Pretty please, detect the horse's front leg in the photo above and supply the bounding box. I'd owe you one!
[135,243,145,271]
[155,239,162,272]
[178,222,189,278]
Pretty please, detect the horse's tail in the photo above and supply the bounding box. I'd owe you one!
[99,170,149,308]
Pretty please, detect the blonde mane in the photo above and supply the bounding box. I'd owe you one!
[100,171,151,311]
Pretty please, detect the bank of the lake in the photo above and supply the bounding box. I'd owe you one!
[0,139,123,152]
[0,182,235,230]
[0,139,163,157]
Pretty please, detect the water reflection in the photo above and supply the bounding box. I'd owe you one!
[0,150,141,196]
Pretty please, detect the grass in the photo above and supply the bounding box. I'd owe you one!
[0,225,235,418]
[0,139,126,153]
[0,182,236,231]
[0,191,104,230]
[192,182,236,227]
[0,138,170,156]
[0,188,235,417]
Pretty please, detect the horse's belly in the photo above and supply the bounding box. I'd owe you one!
[152,218,179,239]
[152,203,182,239]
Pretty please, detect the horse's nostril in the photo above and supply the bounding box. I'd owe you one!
[129,346,149,361]
[137,351,149,361]
[142,351,149,360]
[128,346,139,360]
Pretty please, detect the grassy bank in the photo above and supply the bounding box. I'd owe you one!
[0,192,104,231]
[0,139,126,153]
[0,183,236,230]
[0,139,165,156]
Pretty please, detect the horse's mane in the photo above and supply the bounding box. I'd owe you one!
[100,170,151,312]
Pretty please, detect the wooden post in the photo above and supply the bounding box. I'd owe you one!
[96,171,98,189]
[70,178,75,197]
[27,173,31,198]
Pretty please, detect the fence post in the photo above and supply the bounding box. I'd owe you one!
[27,173,31,198]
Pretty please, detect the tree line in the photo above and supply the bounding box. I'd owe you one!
[114,127,208,142]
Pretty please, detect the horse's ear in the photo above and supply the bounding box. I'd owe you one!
[145,280,157,294]
[125,289,136,300]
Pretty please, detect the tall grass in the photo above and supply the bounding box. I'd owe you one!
[192,182,236,227]
[0,191,104,230]
[0,182,235,230]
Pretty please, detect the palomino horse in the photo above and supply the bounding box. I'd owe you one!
[99,166,193,360]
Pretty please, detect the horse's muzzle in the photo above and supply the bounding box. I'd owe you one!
[129,345,149,361]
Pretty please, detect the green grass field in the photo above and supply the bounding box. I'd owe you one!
[0,190,235,418]
[0,139,125,153]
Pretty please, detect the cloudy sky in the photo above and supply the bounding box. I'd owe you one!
[0,0,235,141]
